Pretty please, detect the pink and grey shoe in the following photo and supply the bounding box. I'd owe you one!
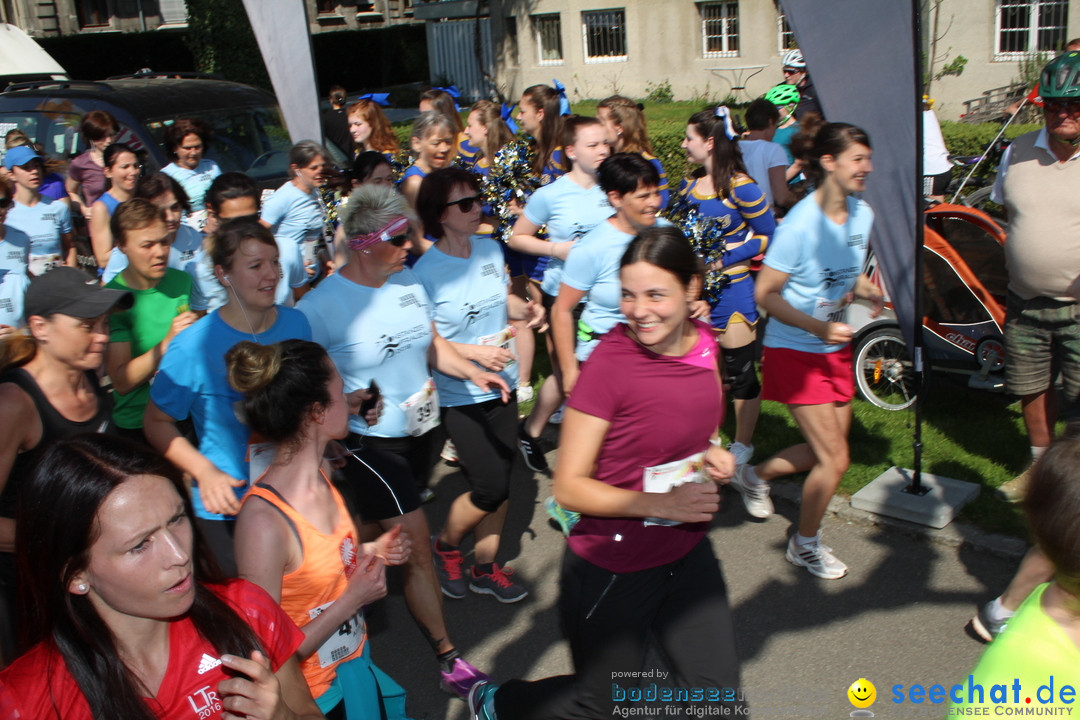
[439,657,492,698]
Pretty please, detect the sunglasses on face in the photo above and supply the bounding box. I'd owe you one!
[0,197,11,210]
[386,234,409,247]
[1044,99,1080,115]
[783,67,801,75]
[444,195,482,213]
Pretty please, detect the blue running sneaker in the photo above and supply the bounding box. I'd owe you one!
[544,496,580,535]
[468,680,500,720]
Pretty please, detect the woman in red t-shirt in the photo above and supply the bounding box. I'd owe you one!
[468,226,745,719]
[0,434,321,720]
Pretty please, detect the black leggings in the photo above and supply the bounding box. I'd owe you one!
[495,539,744,718]
[441,398,518,513]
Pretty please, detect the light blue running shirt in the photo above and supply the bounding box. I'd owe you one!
[563,217,671,361]
[523,174,613,296]
[5,197,72,276]
[412,235,515,406]
[299,270,436,438]
[762,193,874,354]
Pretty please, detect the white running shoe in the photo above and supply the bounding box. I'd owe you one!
[516,383,535,404]
[729,465,774,519]
[785,534,848,579]
[550,404,565,424]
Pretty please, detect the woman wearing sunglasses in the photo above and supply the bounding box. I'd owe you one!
[297,183,507,698]
[413,168,543,605]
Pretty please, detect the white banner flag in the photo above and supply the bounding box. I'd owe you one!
[242,0,322,146]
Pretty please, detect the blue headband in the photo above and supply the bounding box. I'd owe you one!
[357,93,390,106]
[553,79,571,116]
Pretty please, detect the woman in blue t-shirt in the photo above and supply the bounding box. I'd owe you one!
[741,122,884,580]
[297,183,507,698]
[88,143,139,269]
[143,218,312,576]
[510,116,612,473]
[260,140,332,288]
[414,167,543,605]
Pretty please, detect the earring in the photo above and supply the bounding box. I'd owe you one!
[77,583,87,593]
[363,249,371,255]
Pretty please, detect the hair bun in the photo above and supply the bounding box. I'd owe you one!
[226,341,281,394]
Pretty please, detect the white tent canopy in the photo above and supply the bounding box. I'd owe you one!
[0,24,67,81]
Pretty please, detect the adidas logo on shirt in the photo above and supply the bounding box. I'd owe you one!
[197,653,222,675]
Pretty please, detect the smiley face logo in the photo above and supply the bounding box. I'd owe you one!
[848,678,876,709]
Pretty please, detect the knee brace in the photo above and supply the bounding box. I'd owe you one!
[723,344,761,400]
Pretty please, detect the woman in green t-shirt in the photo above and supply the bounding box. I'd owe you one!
[104,198,197,442]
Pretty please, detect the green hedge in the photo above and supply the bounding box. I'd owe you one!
[391,117,1035,190]
[938,120,1041,156]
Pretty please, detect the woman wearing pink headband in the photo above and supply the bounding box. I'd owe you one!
[297,183,508,699]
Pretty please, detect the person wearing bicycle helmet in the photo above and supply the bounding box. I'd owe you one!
[990,50,1080,509]
[765,83,802,169]
[780,49,822,120]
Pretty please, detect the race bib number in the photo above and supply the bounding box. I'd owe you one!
[478,326,518,370]
[642,452,706,527]
[812,296,847,323]
[300,229,322,275]
[28,253,61,277]
[399,377,440,436]
[309,603,365,668]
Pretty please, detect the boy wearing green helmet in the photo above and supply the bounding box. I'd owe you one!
[765,83,802,166]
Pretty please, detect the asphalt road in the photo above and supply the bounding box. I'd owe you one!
[365,442,1021,720]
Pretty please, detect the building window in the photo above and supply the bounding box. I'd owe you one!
[776,10,795,53]
[316,0,338,14]
[534,13,563,65]
[159,0,187,24]
[699,2,738,58]
[582,9,626,63]
[995,0,1069,59]
[76,0,110,28]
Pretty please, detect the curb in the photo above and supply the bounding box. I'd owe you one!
[769,481,1030,561]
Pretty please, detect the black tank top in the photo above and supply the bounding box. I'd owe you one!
[0,368,113,521]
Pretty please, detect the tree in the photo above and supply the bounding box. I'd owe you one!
[184,0,271,90]
[923,0,967,98]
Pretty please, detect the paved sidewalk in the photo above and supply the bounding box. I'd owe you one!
[366,455,1022,720]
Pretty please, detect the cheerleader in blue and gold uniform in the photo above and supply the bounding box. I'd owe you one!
[667,109,775,473]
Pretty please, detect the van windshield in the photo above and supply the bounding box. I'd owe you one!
[145,105,292,182]
[0,103,293,183]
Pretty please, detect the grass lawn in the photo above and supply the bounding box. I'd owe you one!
[522,344,1031,539]
[569,100,721,125]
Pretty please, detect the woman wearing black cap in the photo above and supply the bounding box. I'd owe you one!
[0,266,132,666]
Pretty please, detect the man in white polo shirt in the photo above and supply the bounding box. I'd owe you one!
[994,51,1080,500]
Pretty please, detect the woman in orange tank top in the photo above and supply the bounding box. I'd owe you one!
[227,339,412,718]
